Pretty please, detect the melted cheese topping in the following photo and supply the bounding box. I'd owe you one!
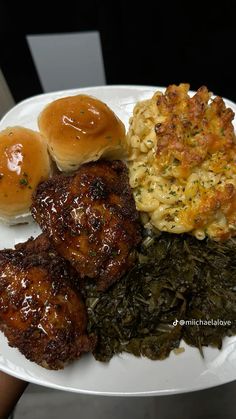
[127,84,236,241]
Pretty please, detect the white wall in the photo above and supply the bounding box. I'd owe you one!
[26,32,106,92]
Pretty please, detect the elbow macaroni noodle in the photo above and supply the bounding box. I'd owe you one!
[126,84,236,241]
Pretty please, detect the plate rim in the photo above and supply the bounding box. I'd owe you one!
[1,84,236,396]
[1,84,235,128]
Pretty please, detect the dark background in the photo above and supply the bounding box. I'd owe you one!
[1,0,235,102]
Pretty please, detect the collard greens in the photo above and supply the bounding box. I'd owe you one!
[82,233,236,361]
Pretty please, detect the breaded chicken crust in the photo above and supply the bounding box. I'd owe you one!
[127,84,236,241]
[0,234,95,369]
[31,160,141,290]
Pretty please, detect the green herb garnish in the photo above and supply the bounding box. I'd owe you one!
[89,250,97,257]
[19,178,28,186]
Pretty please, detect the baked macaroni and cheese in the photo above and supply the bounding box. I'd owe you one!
[127,84,236,241]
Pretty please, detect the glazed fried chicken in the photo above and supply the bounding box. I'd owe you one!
[31,160,141,290]
[0,234,95,370]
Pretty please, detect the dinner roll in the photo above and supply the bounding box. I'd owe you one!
[0,126,51,224]
[38,95,127,171]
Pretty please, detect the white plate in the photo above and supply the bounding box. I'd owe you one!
[1,85,236,396]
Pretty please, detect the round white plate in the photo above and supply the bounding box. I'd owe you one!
[1,85,236,396]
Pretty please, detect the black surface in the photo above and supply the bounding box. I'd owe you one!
[0,0,235,102]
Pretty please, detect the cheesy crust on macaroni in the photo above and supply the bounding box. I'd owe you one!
[127,84,236,241]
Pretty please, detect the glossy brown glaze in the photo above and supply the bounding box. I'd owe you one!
[31,160,141,290]
[0,234,95,369]
[0,126,51,221]
[38,95,127,171]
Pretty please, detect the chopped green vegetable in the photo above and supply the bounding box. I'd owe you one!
[82,232,236,362]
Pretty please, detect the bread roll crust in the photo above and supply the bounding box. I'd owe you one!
[38,95,126,171]
[0,126,51,224]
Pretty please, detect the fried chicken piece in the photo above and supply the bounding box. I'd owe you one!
[0,234,95,370]
[31,160,141,290]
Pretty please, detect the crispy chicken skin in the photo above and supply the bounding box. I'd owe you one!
[31,160,141,290]
[0,234,95,370]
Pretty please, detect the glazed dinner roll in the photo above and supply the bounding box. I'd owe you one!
[38,94,127,171]
[0,126,51,224]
